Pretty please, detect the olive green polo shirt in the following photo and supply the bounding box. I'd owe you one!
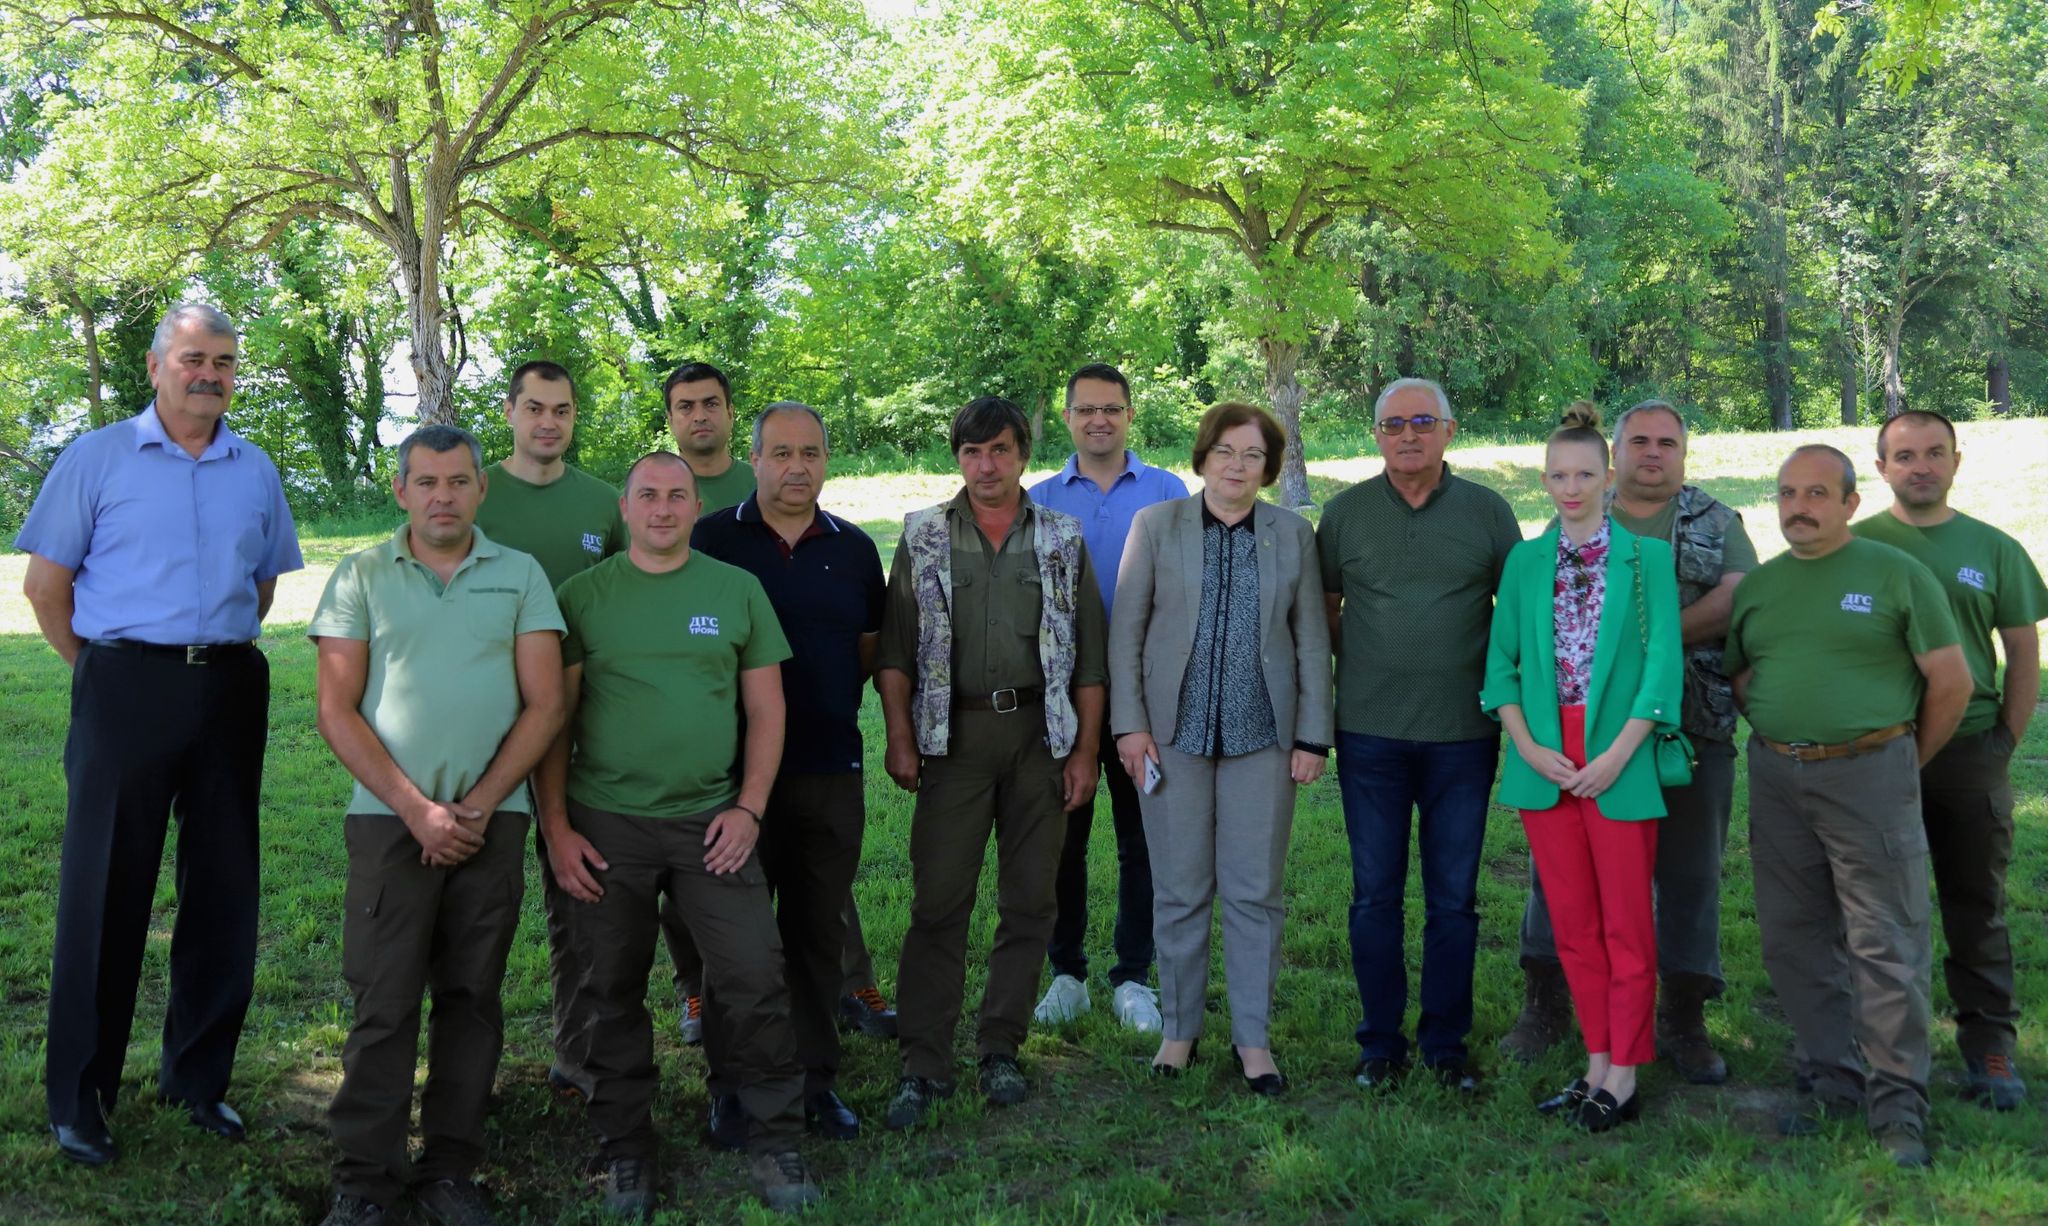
[308,525,565,816]
[473,462,623,589]
[877,488,1109,698]
[1317,465,1522,742]
[694,459,757,515]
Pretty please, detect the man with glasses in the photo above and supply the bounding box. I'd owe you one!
[1316,378,1521,1091]
[1027,363,1187,1038]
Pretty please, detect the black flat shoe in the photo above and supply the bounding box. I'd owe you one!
[1231,1048,1286,1098]
[165,1098,245,1142]
[1150,1040,1200,1078]
[1576,1088,1641,1133]
[50,1111,118,1166]
[1536,1079,1590,1116]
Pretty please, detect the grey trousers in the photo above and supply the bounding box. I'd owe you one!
[1138,743,1294,1048]
[1749,733,1933,1132]
[1521,737,1737,988]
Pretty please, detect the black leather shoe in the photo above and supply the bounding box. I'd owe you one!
[1428,1060,1481,1095]
[1536,1078,1590,1116]
[1231,1049,1287,1098]
[706,1094,746,1152]
[171,1098,247,1142]
[804,1090,860,1140]
[1353,1057,1407,1090]
[1576,1088,1641,1133]
[50,1111,118,1166]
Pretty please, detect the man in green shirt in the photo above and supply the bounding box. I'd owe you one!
[1856,410,2047,1111]
[1727,444,1971,1169]
[1317,378,1520,1091]
[469,360,627,1098]
[875,397,1108,1130]
[665,360,758,513]
[1503,399,1757,1084]
[536,452,819,1216]
[310,426,566,1226]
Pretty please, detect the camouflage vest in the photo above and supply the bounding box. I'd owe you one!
[1666,485,1742,743]
[902,500,1084,758]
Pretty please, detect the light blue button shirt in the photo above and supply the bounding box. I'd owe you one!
[15,404,305,644]
[1029,449,1188,622]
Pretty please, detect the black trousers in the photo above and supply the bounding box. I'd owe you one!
[709,773,865,1096]
[46,640,269,1127]
[331,813,527,1206]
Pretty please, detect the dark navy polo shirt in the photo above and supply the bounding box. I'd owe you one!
[692,496,886,775]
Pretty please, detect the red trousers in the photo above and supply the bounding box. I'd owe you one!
[1518,705,1660,1066]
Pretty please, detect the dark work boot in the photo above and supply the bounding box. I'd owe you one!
[1657,974,1728,1085]
[1496,958,1572,1064]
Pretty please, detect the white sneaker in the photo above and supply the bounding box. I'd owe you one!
[1033,974,1091,1025]
[1112,982,1163,1034]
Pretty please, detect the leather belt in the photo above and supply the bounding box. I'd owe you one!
[955,687,1044,713]
[88,638,257,665]
[1760,721,1914,762]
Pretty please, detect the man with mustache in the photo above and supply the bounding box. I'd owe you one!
[471,360,623,1101]
[20,302,303,1166]
[1317,378,1520,1092]
[1854,411,2046,1111]
[690,402,885,1145]
[537,451,819,1215]
[1727,444,1970,1168]
[1027,363,1186,1036]
[1501,400,1756,1084]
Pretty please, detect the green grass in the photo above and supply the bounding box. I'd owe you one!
[1,422,2045,1223]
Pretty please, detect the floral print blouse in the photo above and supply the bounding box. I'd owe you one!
[1553,519,1611,706]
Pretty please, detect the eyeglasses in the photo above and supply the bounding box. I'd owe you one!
[1208,445,1268,469]
[1377,414,1444,435]
[1069,403,1127,418]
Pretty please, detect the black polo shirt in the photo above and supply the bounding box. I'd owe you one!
[692,496,886,775]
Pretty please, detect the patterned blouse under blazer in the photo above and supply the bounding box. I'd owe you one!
[1106,494,1334,753]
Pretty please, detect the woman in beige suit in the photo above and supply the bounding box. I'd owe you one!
[1109,402,1334,1095]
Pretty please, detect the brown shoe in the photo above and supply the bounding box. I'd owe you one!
[747,1150,822,1214]
[1496,959,1571,1063]
[1656,974,1728,1085]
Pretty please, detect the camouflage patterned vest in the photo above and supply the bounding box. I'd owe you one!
[902,500,1084,758]
[1667,484,1742,743]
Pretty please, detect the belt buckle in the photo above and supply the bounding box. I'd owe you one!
[186,645,204,665]
[1784,740,1817,760]
[991,687,1019,714]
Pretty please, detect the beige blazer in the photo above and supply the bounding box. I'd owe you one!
[1108,494,1334,749]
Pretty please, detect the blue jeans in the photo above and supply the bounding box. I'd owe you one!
[1337,731,1499,1067]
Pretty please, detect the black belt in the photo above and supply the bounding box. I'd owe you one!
[955,687,1044,713]
[88,638,257,664]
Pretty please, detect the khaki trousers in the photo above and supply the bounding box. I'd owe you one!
[1749,734,1933,1132]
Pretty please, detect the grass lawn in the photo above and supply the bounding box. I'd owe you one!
[0,421,2044,1223]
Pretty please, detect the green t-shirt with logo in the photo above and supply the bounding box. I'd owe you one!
[693,459,757,515]
[557,551,792,818]
[308,526,565,816]
[1853,510,2048,736]
[474,463,624,589]
[1724,537,1960,744]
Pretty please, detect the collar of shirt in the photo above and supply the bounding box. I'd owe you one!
[1556,516,1612,567]
[1055,449,1145,491]
[1375,461,1458,513]
[1199,497,1258,532]
[384,522,502,580]
[947,485,1038,529]
[134,400,242,463]
[736,493,837,557]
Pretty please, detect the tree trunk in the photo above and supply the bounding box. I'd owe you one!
[1987,352,2011,417]
[1260,336,1313,509]
[61,285,108,429]
[1763,89,1794,431]
[395,188,455,425]
[1881,304,1906,419]
[1839,363,1858,425]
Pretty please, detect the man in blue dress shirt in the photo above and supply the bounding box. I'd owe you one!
[1027,364,1187,1035]
[18,302,304,1166]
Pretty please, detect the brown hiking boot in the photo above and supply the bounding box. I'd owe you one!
[1657,974,1728,1085]
[1497,959,1572,1064]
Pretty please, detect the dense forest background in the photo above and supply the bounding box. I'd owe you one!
[0,0,2042,514]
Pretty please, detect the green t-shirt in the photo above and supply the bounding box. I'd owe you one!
[1724,537,1961,744]
[308,526,565,816]
[473,463,624,589]
[693,459,757,515]
[557,551,792,817]
[1853,510,2048,736]
[1611,501,1760,576]
[1316,466,1522,741]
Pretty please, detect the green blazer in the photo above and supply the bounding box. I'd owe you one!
[1480,520,1683,820]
